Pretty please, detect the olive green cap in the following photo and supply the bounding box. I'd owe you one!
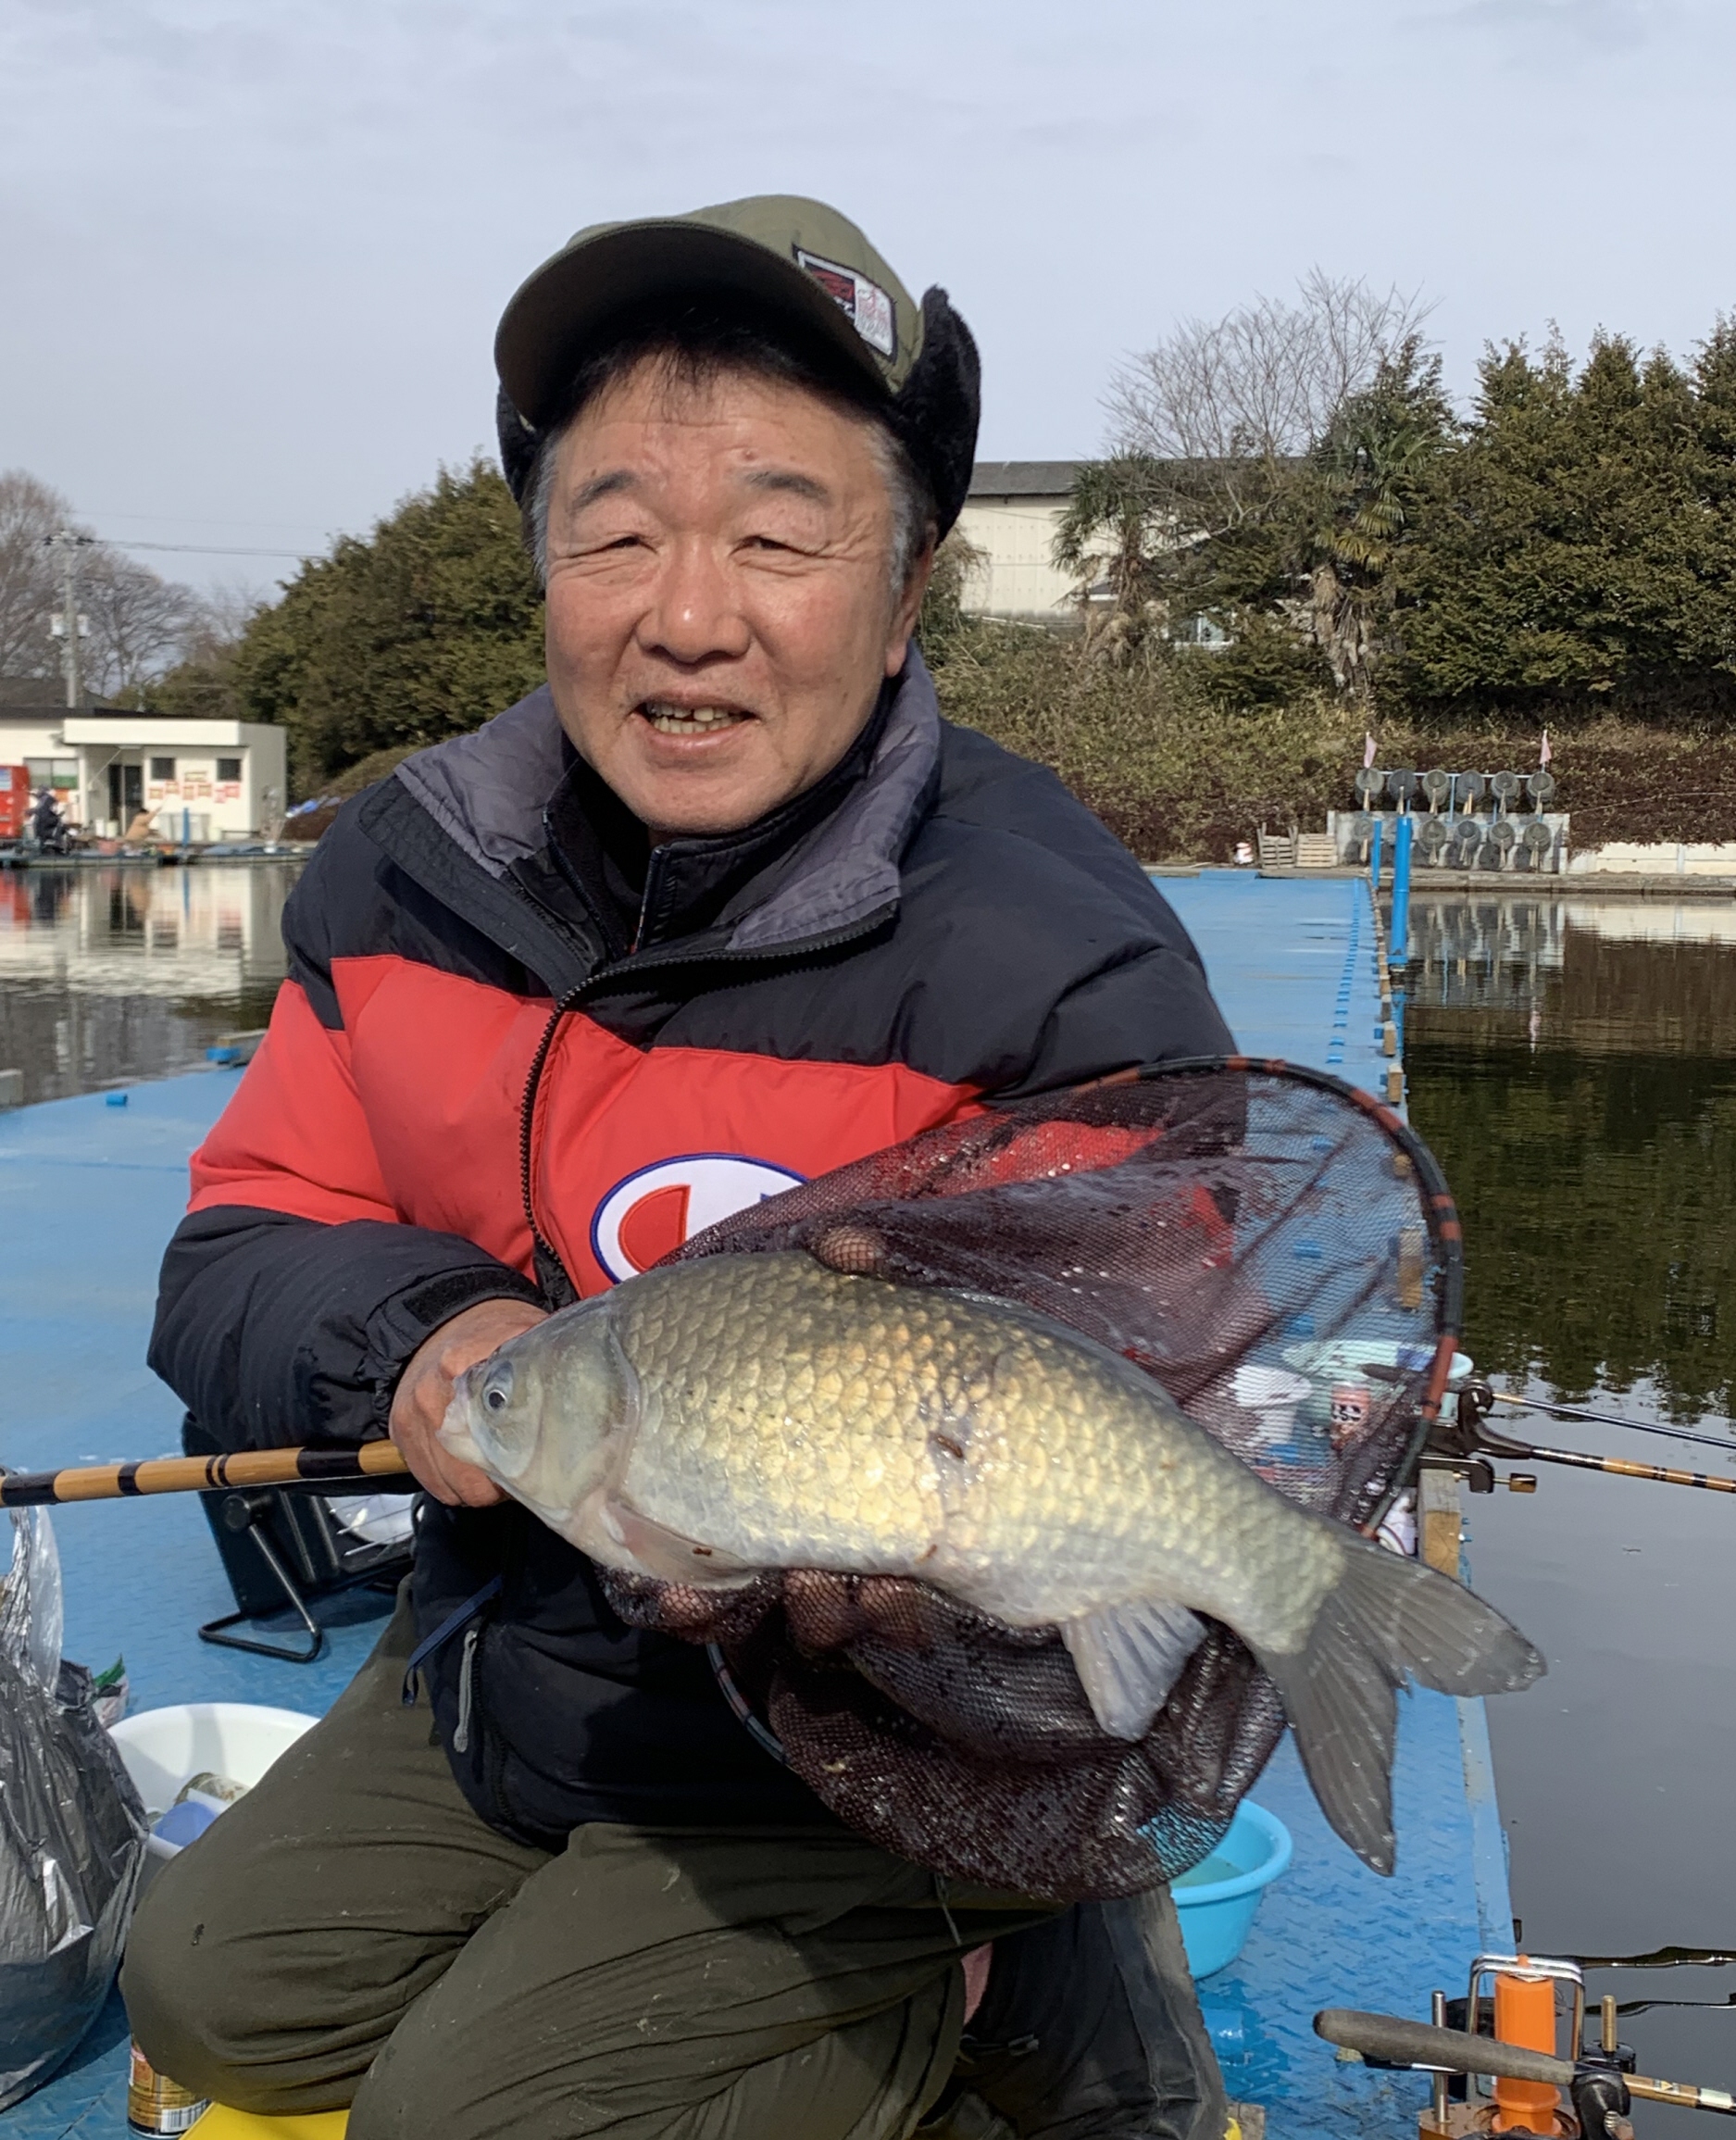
[494,194,924,428]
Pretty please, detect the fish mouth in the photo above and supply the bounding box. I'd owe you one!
[634,698,756,739]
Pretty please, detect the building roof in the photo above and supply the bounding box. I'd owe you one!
[64,713,279,746]
[966,460,1080,500]
[0,675,74,712]
[0,677,139,718]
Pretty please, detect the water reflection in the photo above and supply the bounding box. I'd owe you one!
[0,862,302,1102]
[1405,895,1736,1420]
[1405,893,1736,2128]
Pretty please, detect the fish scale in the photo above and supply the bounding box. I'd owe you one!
[530,1253,1313,1633]
[443,1248,1545,1873]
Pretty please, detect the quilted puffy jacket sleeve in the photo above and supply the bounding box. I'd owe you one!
[146,855,543,1454]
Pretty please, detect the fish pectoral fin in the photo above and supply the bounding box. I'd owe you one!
[1062,1599,1206,1741]
[606,1499,759,1588]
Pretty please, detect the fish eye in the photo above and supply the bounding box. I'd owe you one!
[482,1362,514,1414]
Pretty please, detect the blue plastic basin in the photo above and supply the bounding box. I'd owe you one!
[1171,1800,1293,1979]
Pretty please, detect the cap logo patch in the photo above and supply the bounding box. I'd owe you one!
[794,248,895,360]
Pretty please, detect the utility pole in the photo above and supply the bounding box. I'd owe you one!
[44,531,94,709]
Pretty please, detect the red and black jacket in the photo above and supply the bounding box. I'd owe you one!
[149,652,1232,1846]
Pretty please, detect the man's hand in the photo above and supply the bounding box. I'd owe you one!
[390,1297,550,1507]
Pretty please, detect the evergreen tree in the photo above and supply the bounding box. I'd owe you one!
[1393,329,1736,720]
[235,458,544,787]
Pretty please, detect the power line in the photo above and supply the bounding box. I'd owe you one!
[105,538,312,559]
[87,509,332,534]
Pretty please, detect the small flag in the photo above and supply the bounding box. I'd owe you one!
[1539,729,1552,768]
[1363,732,1378,769]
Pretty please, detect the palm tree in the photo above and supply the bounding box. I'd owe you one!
[1052,455,1171,653]
[1297,340,1454,702]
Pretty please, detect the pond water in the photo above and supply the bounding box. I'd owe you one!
[0,861,302,1102]
[1404,893,1736,2129]
[4,863,1730,2121]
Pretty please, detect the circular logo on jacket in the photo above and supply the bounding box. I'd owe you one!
[590,1155,806,1283]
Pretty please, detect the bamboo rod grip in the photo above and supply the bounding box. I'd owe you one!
[0,1441,411,1508]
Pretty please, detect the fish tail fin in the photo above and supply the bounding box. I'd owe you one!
[1258,1539,1543,1875]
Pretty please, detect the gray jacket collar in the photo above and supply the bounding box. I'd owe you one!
[389,649,942,963]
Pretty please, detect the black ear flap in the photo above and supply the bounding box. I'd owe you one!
[889,287,981,542]
[497,388,542,507]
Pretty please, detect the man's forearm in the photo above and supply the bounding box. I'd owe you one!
[149,1207,543,1452]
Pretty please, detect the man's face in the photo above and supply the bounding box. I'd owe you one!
[542,358,930,840]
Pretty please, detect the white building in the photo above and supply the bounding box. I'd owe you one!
[64,713,288,841]
[955,462,1082,625]
[0,687,287,841]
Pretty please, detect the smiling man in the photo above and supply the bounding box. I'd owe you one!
[125,198,1236,2140]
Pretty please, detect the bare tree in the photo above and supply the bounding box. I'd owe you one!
[144,581,261,720]
[0,468,203,699]
[1055,274,1441,667]
[79,549,201,701]
[0,470,66,682]
[1103,270,1434,535]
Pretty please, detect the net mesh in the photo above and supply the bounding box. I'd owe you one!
[597,1061,1462,1901]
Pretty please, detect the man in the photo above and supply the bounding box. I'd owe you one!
[125,196,1236,2139]
[31,787,66,850]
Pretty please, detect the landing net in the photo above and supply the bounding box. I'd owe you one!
[600,1060,1462,1901]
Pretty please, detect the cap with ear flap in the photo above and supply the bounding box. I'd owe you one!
[493,194,980,539]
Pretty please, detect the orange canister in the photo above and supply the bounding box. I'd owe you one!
[1491,1968,1562,2134]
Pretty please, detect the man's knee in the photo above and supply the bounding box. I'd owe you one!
[346,1959,958,2140]
[121,1852,313,2107]
[961,1895,1226,2140]
[120,1833,412,2114]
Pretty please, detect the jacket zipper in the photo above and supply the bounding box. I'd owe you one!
[516,904,899,1303]
[518,994,581,1305]
[453,1621,483,1754]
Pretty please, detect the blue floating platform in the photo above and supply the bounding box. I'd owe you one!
[2,874,1490,2140]
[1158,869,1389,1091]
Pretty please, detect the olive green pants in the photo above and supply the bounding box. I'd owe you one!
[121,1596,1220,2139]
[121,1595,1051,2138]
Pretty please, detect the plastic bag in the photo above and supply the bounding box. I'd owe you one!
[0,1507,147,2109]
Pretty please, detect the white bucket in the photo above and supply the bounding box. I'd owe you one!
[108,1703,318,1868]
[1229,1362,1312,1442]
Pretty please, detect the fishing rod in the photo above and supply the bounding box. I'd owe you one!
[1574,1947,1736,2015]
[1506,1439,1736,1498]
[0,1442,410,1509]
[1609,1996,1736,2017]
[1430,1386,1736,1500]
[1317,2007,1736,2121]
[1491,1389,1736,1458]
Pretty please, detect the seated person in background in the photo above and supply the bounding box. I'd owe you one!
[31,789,66,847]
[123,195,1237,2140]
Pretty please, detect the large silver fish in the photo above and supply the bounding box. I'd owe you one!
[440,1251,1542,1871]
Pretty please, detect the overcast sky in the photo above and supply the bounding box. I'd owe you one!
[4,0,1733,597]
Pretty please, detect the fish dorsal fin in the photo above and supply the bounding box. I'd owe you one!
[1061,1599,1206,1741]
